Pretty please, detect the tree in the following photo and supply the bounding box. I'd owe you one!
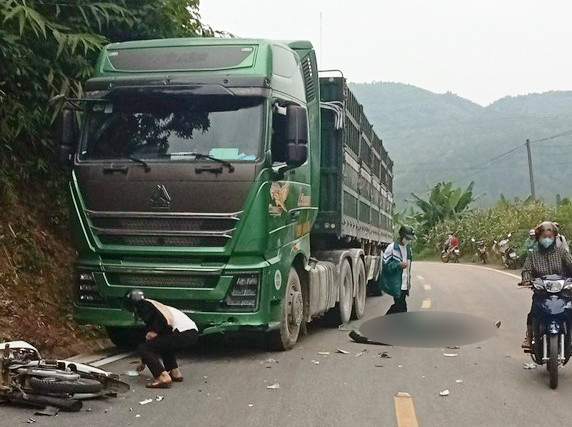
[0,0,213,206]
[410,181,479,230]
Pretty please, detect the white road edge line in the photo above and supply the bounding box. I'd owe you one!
[425,261,521,279]
[91,352,134,367]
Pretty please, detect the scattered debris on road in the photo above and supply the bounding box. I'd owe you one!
[26,418,36,424]
[317,352,330,356]
[444,353,458,357]
[523,363,537,369]
[311,360,320,364]
[262,358,278,365]
[155,396,164,402]
[34,406,59,416]
[446,346,460,350]
[439,389,450,396]
[456,380,463,384]
[335,348,350,354]
[495,320,502,329]
[266,383,280,389]
[355,349,367,357]
[375,365,384,368]
[249,404,254,407]
[125,370,139,377]
[379,351,391,359]
[139,399,153,405]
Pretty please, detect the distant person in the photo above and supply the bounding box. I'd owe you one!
[525,228,537,255]
[443,232,459,253]
[520,222,572,348]
[379,225,415,314]
[554,222,569,252]
[124,290,199,388]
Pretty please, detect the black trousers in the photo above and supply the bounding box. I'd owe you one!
[386,290,408,315]
[138,329,199,378]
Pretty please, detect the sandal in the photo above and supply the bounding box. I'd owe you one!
[146,379,172,389]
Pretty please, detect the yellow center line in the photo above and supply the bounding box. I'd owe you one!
[394,392,420,427]
[421,299,431,310]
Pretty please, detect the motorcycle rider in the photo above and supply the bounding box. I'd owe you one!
[521,221,572,348]
[554,222,569,252]
[443,232,459,253]
[379,225,415,314]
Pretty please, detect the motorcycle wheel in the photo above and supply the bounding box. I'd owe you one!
[28,376,103,394]
[441,253,449,263]
[548,334,559,389]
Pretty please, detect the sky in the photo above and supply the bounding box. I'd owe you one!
[200,0,572,106]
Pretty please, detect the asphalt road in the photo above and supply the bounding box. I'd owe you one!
[3,261,571,427]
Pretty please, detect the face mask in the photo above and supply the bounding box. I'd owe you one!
[539,237,554,248]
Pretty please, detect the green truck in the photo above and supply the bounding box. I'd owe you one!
[57,38,394,350]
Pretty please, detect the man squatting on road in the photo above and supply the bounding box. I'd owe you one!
[124,289,199,388]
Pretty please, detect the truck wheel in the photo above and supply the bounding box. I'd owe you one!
[267,268,303,351]
[106,327,145,349]
[338,259,353,324]
[352,259,367,320]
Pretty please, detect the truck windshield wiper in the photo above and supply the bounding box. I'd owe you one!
[126,156,151,172]
[164,152,234,172]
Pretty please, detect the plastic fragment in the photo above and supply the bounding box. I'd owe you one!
[125,370,139,377]
[398,365,403,368]
[456,380,463,383]
[375,365,384,368]
[139,399,153,405]
[523,363,537,369]
[135,414,141,418]
[495,320,502,329]
[440,390,450,396]
[317,352,330,356]
[35,406,59,416]
[446,346,460,349]
[155,396,164,402]
[444,353,458,357]
[266,383,280,389]
[26,418,36,424]
[311,360,320,364]
[248,404,254,407]
[355,349,367,357]
[336,348,350,354]
[379,352,392,359]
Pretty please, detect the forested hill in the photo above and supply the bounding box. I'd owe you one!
[348,82,572,208]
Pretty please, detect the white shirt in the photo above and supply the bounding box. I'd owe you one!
[399,244,410,290]
[168,306,198,332]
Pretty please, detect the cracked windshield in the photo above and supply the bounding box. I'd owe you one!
[2,0,572,426]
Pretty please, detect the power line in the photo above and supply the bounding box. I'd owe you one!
[530,130,572,143]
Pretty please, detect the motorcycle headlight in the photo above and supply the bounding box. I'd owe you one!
[545,280,564,293]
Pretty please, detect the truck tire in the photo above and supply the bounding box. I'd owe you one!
[28,376,103,394]
[338,259,353,324]
[267,268,303,351]
[106,327,145,349]
[352,258,367,320]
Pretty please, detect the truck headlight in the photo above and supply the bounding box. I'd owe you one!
[76,271,103,303]
[224,274,259,310]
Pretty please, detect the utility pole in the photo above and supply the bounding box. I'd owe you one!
[526,139,536,199]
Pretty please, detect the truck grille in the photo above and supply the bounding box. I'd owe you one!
[107,273,217,288]
[86,210,241,248]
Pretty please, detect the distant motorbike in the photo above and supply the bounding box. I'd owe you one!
[441,246,460,263]
[471,237,488,264]
[0,341,129,411]
[496,233,519,269]
[521,275,572,389]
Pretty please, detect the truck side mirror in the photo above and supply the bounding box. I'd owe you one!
[58,108,76,166]
[285,105,308,167]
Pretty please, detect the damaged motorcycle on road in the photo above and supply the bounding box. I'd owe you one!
[0,341,129,412]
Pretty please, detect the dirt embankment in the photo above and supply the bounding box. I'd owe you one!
[0,179,103,358]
